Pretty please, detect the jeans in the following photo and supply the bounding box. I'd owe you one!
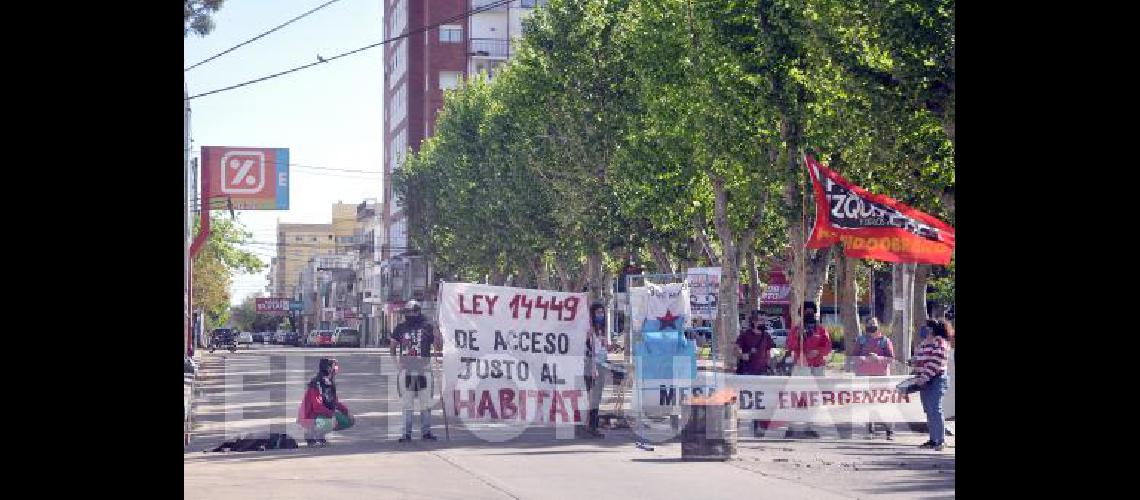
[920,374,948,444]
[585,362,609,430]
[400,370,433,437]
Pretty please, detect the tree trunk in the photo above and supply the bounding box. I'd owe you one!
[805,247,834,309]
[553,257,571,292]
[710,174,740,370]
[585,251,603,302]
[746,249,760,313]
[889,263,916,362]
[783,122,806,341]
[648,241,674,274]
[838,251,861,355]
[912,264,930,334]
[875,270,893,326]
[534,255,552,290]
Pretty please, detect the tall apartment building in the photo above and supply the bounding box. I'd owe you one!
[272,223,335,298]
[380,0,545,333]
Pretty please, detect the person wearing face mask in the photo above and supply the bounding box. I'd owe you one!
[392,300,441,442]
[853,318,894,439]
[736,311,775,375]
[296,358,354,448]
[582,303,610,438]
[785,302,832,376]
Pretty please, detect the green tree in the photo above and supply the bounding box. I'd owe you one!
[185,0,225,37]
[192,215,264,330]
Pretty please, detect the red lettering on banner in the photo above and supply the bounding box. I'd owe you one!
[877,390,890,403]
[563,390,584,422]
[454,390,477,418]
[549,390,570,422]
[838,391,852,405]
[862,390,874,403]
[810,392,820,407]
[485,295,499,316]
[499,389,518,420]
[519,389,529,420]
[822,391,836,405]
[853,391,863,404]
[459,295,473,314]
[899,392,911,403]
[477,390,499,419]
[794,392,810,408]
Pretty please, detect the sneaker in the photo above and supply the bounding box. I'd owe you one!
[589,429,606,438]
[422,433,438,441]
[305,439,317,448]
[398,434,413,443]
[317,438,329,447]
[885,430,894,440]
[932,442,945,451]
[918,441,937,449]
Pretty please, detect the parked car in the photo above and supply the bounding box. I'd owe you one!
[209,328,237,353]
[684,327,713,346]
[307,330,334,347]
[237,331,254,347]
[272,331,287,344]
[282,331,302,346]
[251,332,267,344]
[334,327,361,347]
[769,328,788,348]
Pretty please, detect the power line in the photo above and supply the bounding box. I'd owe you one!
[185,0,347,72]
[186,0,514,101]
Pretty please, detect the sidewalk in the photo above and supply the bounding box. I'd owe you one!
[186,426,953,500]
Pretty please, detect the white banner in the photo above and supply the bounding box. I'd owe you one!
[686,267,721,321]
[636,373,927,424]
[439,282,589,425]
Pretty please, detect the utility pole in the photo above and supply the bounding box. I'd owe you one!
[184,82,191,359]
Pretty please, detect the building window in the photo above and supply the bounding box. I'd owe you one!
[439,71,462,90]
[439,25,462,43]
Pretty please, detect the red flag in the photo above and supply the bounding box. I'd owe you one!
[805,155,955,265]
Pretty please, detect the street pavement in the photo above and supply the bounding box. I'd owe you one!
[185,346,954,499]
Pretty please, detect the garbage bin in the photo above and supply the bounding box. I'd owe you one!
[681,391,738,461]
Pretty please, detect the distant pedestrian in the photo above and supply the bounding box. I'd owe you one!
[296,358,354,447]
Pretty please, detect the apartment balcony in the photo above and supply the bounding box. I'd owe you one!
[469,38,509,59]
[473,0,508,12]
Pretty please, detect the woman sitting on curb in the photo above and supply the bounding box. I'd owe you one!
[296,358,354,447]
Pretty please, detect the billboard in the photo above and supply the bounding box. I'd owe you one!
[201,146,290,210]
[256,297,293,314]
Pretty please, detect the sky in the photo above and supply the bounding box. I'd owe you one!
[184,0,385,306]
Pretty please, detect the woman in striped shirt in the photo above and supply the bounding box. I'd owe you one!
[910,319,953,450]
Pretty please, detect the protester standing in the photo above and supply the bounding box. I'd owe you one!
[911,319,953,450]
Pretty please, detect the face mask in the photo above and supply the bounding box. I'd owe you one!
[866,326,879,334]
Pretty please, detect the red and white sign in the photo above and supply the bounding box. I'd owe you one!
[201,146,290,210]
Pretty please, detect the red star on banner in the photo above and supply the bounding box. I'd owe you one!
[657,309,680,330]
